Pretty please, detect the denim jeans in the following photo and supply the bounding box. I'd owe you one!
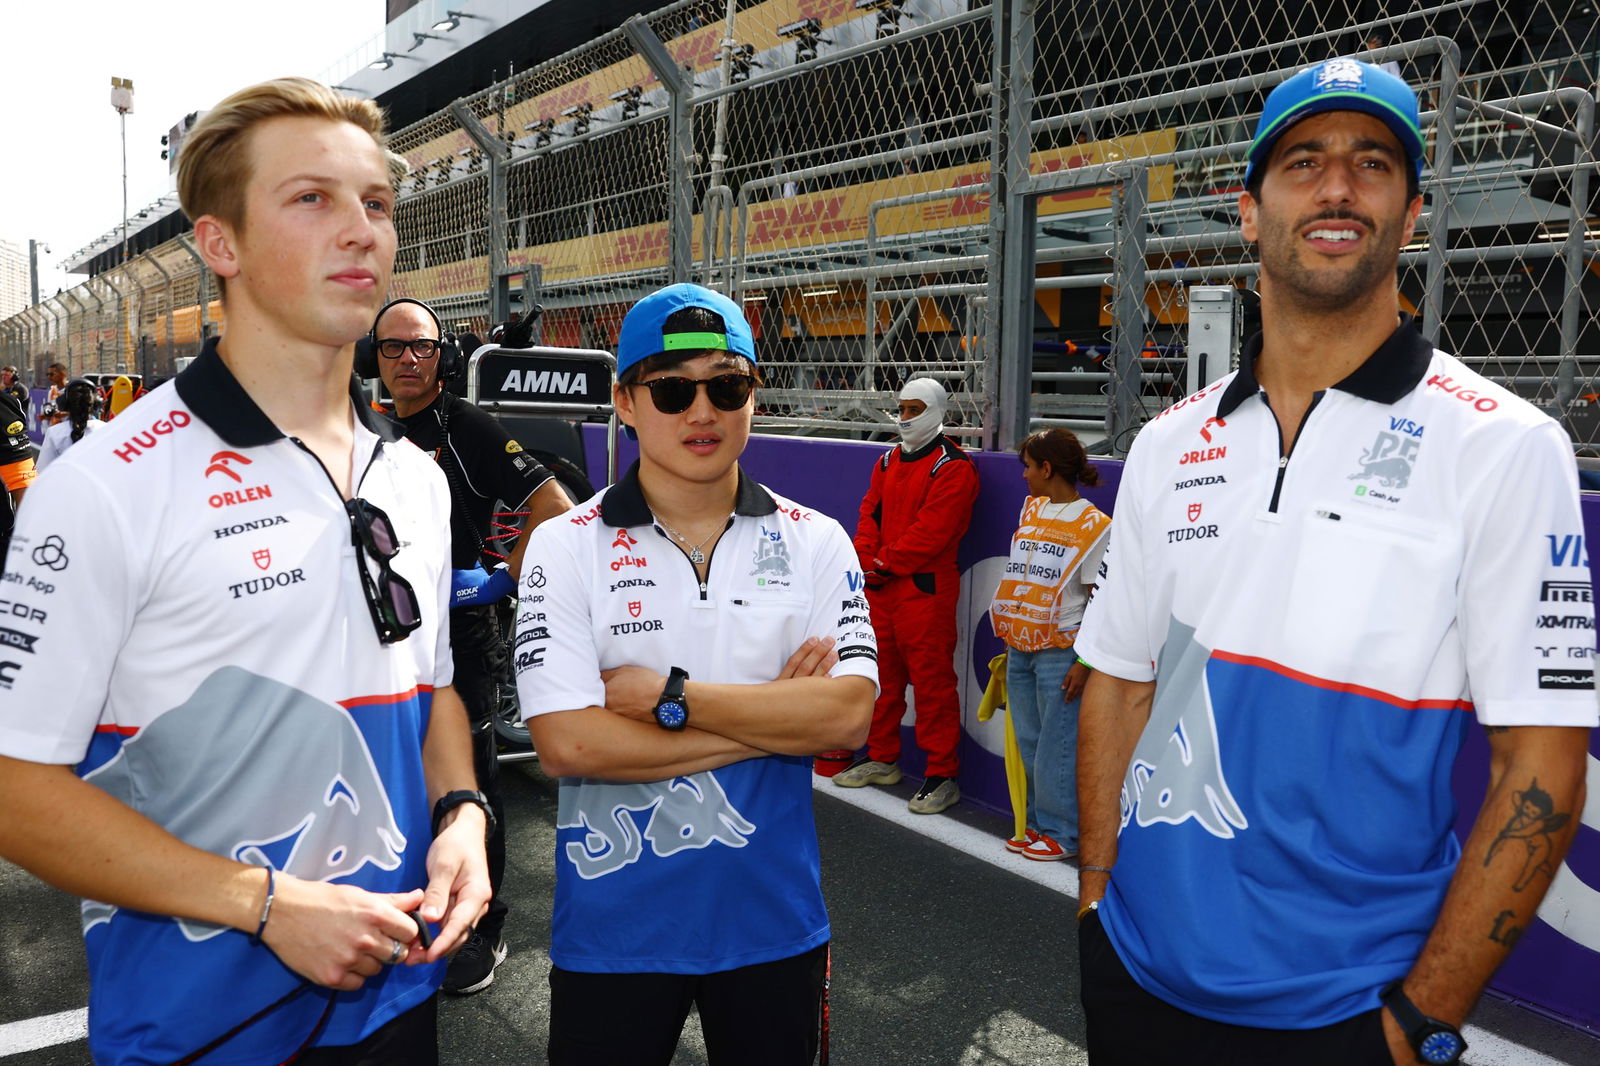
[1006,645,1080,849]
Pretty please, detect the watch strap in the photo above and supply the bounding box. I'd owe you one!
[432,789,496,839]
[1381,981,1465,1064]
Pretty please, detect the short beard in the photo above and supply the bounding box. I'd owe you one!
[1256,207,1400,313]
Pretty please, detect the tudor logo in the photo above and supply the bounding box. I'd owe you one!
[1187,502,1203,523]
[253,548,272,571]
[628,600,642,618]
[205,450,252,482]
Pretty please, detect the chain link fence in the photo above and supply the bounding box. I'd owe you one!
[3,0,1595,452]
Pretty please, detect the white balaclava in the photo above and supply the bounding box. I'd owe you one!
[897,377,948,454]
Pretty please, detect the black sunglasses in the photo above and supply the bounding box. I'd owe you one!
[346,497,422,644]
[633,373,755,414]
[376,338,441,359]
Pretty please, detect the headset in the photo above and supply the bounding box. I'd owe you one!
[354,297,463,381]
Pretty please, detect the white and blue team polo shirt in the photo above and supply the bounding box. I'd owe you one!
[515,463,879,974]
[1075,317,1598,1029]
[0,339,454,1065]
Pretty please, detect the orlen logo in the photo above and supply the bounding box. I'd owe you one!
[1179,447,1226,465]
[205,450,252,482]
[113,410,192,463]
[209,485,274,509]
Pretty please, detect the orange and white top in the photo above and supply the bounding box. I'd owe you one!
[990,496,1111,652]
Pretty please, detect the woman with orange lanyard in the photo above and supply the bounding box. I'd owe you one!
[989,429,1110,860]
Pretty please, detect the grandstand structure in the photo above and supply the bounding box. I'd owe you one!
[1,0,1595,453]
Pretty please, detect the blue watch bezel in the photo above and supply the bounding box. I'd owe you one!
[655,699,688,730]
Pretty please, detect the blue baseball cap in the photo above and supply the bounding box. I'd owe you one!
[617,283,757,379]
[1246,58,1425,186]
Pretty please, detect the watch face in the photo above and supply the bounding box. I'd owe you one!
[656,700,687,729]
[1419,1029,1463,1064]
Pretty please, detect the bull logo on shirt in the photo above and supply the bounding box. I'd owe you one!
[81,666,407,941]
[750,527,792,577]
[1123,616,1249,840]
[556,772,757,879]
[1348,429,1420,489]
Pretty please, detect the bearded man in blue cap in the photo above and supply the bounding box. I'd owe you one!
[1073,59,1594,1065]
[513,283,877,1064]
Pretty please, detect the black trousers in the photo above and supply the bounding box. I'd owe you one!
[1078,910,1392,1065]
[547,943,828,1066]
[449,604,509,940]
[299,995,438,1066]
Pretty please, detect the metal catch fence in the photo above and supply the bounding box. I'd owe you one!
[2,0,1595,454]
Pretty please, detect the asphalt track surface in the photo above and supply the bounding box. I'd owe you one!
[3,762,1599,1065]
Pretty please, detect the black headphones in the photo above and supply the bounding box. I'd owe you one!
[355,297,463,381]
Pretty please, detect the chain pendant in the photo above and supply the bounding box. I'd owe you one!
[689,548,705,565]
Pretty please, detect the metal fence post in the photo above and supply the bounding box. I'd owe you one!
[177,236,211,347]
[1107,166,1149,456]
[624,15,694,287]
[1420,40,1461,343]
[449,101,513,323]
[994,0,1037,452]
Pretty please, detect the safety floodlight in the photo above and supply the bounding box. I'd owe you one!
[855,0,909,37]
[562,103,592,137]
[525,118,556,148]
[610,86,643,121]
[778,18,829,63]
[410,31,446,51]
[369,53,397,69]
[431,9,486,32]
[728,43,761,83]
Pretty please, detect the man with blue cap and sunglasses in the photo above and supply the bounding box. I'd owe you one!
[513,283,877,1063]
[1074,58,1594,1065]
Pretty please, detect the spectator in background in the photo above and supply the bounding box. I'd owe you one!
[1,366,28,416]
[368,295,573,995]
[35,378,105,472]
[836,377,979,815]
[43,362,68,422]
[989,429,1110,861]
[1366,32,1402,77]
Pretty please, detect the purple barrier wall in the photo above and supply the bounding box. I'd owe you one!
[578,425,1600,1033]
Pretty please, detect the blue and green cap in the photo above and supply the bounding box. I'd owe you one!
[617,283,757,379]
[1246,58,1425,186]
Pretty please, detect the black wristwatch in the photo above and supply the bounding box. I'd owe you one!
[653,666,690,731]
[432,789,496,840]
[1381,981,1466,1065]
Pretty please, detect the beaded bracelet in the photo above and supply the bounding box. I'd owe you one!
[250,865,276,945]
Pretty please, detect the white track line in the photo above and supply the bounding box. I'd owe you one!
[814,776,1591,1066]
[815,775,1082,898]
[0,1008,86,1056]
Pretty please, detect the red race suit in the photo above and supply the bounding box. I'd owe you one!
[853,435,979,776]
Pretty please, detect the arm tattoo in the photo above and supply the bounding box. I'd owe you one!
[1483,777,1571,891]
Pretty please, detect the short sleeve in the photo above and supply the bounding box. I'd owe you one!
[810,520,880,695]
[1075,450,1156,682]
[513,523,603,717]
[451,402,554,508]
[0,462,136,763]
[1459,421,1599,726]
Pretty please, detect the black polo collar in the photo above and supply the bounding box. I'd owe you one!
[1216,313,1434,419]
[600,460,777,528]
[175,336,404,446]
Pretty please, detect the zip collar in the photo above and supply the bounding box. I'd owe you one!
[1217,313,1434,419]
[600,461,777,528]
[175,336,404,447]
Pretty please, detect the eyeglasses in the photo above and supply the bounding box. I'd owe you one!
[376,337,441,360]
[632,373,755,414]
[345,497,422,644]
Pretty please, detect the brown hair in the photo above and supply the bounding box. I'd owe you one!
[1019,428,1099,487]
[178,77,389,231]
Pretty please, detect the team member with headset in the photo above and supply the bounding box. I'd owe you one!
[362,296,573,994]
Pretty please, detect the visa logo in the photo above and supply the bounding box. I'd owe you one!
[1388,417,1424,438]
[1548,534,1589,569]
[846,570,865,592]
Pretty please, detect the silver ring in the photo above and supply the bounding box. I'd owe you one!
[386,938,405,965]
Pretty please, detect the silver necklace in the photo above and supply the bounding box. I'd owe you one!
[654,514,727,565]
